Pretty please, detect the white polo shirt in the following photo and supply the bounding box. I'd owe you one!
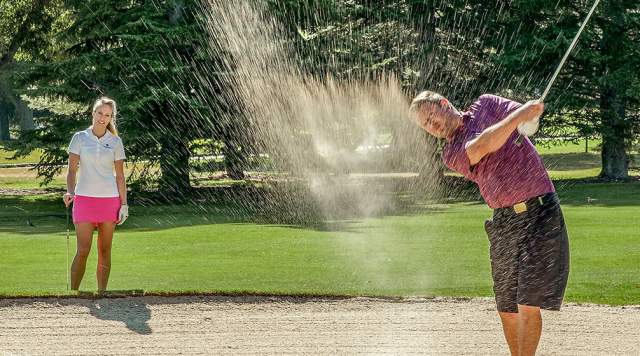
[67,127,126,197]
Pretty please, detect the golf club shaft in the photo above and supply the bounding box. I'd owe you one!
[515,0,601,145]
[539,0,601,102]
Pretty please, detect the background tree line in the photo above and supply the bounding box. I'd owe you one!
[0,0,638,196]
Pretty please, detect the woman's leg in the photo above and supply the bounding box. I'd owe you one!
[70,223,95,290]
[96,222,116,292]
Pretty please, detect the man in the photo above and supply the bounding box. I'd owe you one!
[409,91,570,356]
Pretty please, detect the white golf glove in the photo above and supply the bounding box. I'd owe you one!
[517,116,540,137]
[117,204,129,225]
[517,100,544,137]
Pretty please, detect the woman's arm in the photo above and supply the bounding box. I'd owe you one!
[64,153,80,206]
[115,160,127,205]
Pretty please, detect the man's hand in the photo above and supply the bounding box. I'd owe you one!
[117,204,129,225]
[517,100,544,137]
[523,100,545,118]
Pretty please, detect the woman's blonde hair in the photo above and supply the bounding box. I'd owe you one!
[92,97,118,136]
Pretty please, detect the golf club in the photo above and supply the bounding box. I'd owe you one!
[515,0,601,144]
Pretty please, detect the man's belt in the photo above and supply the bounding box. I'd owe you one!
[497,193,556,215]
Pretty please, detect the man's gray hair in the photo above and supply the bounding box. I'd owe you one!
[409,90,447,115]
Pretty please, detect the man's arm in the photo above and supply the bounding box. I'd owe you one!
[465,100,544,165]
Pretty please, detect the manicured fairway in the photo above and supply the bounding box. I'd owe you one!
[1,182,638,304]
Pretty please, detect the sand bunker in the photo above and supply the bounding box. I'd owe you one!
[1,296,638,355]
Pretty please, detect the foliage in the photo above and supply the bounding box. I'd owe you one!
[0,0,68,140]
[11,0,225,192]
[1,0,639,188]
[486,0,640,178]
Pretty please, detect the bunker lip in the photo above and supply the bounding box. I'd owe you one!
[0,290,439,301]
[1,297,639,355]
[0,292,638,309]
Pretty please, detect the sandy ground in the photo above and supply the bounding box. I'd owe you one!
[1,296,639,356]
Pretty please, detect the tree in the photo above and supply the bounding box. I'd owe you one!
[487,0,640,179]
[14,0,231,193]
[597,0,638,178]
[267,0,508,178]
[0,0,53,70]
[0,0,60,141]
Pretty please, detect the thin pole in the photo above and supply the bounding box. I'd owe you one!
[66,206,70,291]
[540,0,601,102]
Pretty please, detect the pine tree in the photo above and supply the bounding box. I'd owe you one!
[0,0,60,141]
[488,0,640,179]
[17,0,228,193]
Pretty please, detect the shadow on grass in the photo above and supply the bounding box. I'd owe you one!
[553,177,640,206]
[541,152,601,171]
[0,176,481,235]
[540,152,639,171]
[2,176,637,236]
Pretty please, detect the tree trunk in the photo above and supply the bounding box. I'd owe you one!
[159,136,192,197]
[0,77,33,137]
[0,102,10,141]
[15,97,34,131]
[221,118,247,180]
[0,80,14,140]
[409,0,437,90]
[599,86,628,179]
[223,140,246,180]
[598,1,629,179]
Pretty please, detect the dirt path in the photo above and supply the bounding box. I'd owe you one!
[1,296,638,355]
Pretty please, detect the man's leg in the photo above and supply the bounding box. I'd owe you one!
[514,195,568,355]
[498,312,519,355]
[517,304,542,356]
[485,217,521,355]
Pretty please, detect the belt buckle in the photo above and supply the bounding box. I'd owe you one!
[513,201,527,214]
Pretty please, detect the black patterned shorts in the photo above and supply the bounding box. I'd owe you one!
[484,192,570,313]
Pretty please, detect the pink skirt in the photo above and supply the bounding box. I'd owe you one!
[73,195,121,224]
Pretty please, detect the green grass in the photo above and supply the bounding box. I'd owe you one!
[0,147,42,164]
[0,175,66,190]
[1,142,638,303]
[534,140,639,179]
[535,138,601,155]
[0,182,638,304]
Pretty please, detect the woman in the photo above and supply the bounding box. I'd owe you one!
[63,97,128,292]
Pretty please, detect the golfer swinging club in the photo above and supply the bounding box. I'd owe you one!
[409,92,569,356]
[63,97,129,293]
